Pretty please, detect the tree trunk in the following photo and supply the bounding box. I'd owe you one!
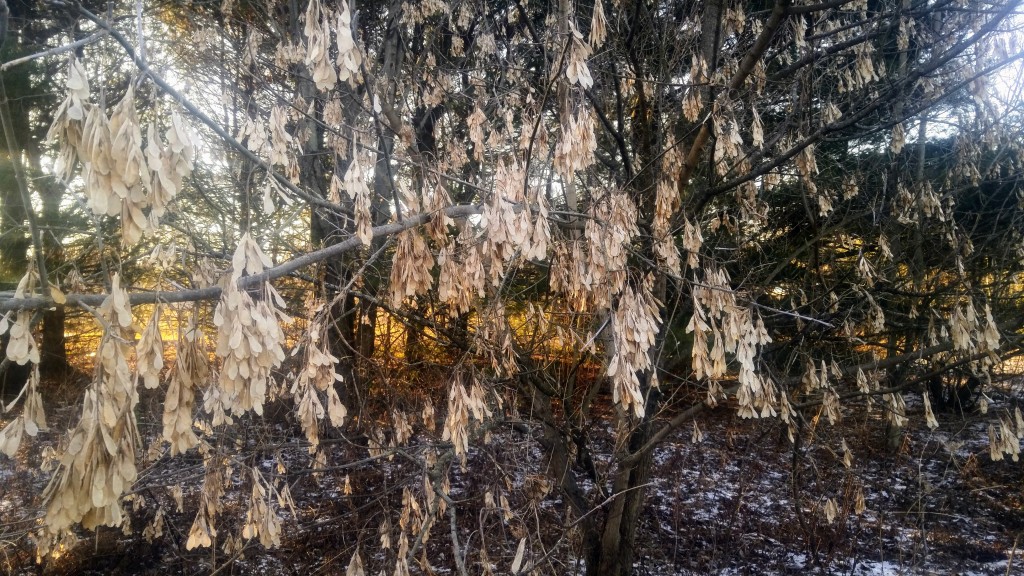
[40,308,66,373]
[0,158,27,281]
[519,370,603,573]
[35,156,67,374]
[290,0,366,409]
[594,376,662,576]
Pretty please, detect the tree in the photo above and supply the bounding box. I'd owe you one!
[1,0,1023,574]
[0,1,79,378]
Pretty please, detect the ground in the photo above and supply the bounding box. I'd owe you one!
[0,372,1021,575]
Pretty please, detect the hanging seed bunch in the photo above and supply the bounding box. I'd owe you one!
[38,274,141,548]
[209,233,289,421]
[0,264,47,457]
[291,303,345,453]
[607,275,662,418]
[163,319,207,456]
[47,59,195,245]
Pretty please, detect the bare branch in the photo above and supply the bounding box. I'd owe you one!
[0,30,107,72]
[0,204,481,312]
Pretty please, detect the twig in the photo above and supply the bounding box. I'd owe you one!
[437,488,469,576]
[750,300,835,328]
[688,281,835,328]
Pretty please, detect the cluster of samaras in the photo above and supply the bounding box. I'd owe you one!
[48,59,195,245]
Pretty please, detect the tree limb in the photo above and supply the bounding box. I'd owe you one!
[0,204,481,312]
[676,0,790,208]
[0,30,107,72]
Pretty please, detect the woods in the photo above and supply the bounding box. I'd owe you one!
[1,0,1024,574]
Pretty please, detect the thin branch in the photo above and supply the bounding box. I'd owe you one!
[676,0,790,207]
[435,487,469,576]
[584,86,634,181]
[0,30,107,72]
[749,300,835,328]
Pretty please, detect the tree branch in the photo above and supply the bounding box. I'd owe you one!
[0,204,481,312]
[676,0,790,208]
[0,30,107,72]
